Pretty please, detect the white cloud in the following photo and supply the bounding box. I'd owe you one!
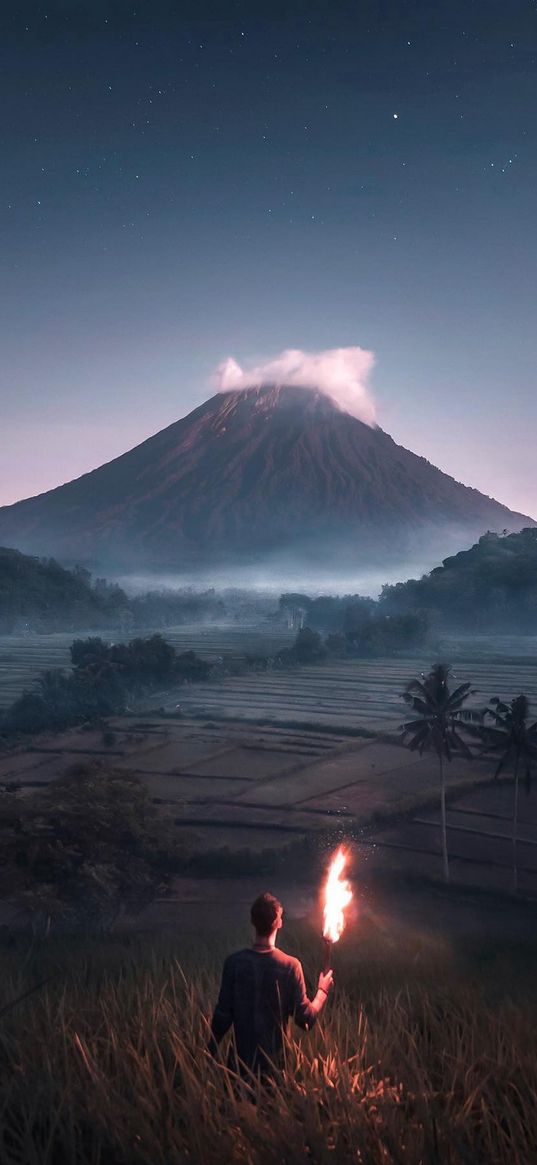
[214,346,377,425]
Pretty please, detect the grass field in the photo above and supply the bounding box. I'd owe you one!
[1,916,537,1164]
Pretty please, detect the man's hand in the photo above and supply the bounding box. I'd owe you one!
[318,969,334,995]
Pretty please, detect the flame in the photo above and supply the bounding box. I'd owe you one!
[322,846,353,943]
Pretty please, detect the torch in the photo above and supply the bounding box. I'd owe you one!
[322,846,353,973]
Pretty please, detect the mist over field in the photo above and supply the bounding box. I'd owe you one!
[113,560,423,601]
[110,523,498,601]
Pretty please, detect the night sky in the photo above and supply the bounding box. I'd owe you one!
[2,1,537,518]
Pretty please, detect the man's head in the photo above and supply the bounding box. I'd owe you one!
[250,892,283,938]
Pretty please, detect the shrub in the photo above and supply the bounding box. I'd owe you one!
[0,763,184,931]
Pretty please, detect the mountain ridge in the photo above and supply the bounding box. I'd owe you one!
[0,384,533,571]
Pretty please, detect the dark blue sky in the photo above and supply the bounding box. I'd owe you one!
[2,0,537,517]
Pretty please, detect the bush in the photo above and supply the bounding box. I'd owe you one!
[0,634,212,737]
[0,763,184,931]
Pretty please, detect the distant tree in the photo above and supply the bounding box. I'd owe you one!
[1,634,212,738]
[2,689,51,735]
[402,663,474,883]
[478,695,537,893]
[278,593,311,613]
[0,764,185,932]
[70,637,110,669]
[174,650,211,682]
[344,612,429,657]
[325,632,347,657]
[291,627,327,663]
[342,596,376,634]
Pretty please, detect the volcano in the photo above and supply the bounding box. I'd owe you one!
[0,385,533,572]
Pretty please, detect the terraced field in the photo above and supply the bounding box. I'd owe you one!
[2,706,530,898]
[0,625,293,709]
[0,714,486,853]
[0,632,77,708]
[2,628,537,736]
[167,656,537,733]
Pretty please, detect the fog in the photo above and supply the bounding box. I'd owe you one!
[112,525,483,600]
[115,562,414,600]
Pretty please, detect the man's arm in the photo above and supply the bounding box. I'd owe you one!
[292,962,333,1031]
[208,956,234,1053]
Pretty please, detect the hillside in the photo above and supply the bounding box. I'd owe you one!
[379,528,537,631]
[0,547,128,633]
[0,385,533,571]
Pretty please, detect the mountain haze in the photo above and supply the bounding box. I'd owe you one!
[0,385,533,572]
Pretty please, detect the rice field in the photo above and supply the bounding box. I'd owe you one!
[0,632,77,708]
[2,627,537,734]
[0,626,293,710]
[168,656,537,733]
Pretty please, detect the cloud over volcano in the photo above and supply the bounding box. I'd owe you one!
[215,346,377,425]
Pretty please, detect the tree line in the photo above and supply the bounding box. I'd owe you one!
[0,547,255,633]
[383,528,537,632]
[0,634,211,736]
[402,663,537,892]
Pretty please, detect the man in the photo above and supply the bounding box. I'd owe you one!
[209,891,334,1076]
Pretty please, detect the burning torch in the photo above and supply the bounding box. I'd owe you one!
[322,846,353,973]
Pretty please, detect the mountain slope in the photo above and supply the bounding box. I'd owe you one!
[0,546,127,632]
[0,385,533,569]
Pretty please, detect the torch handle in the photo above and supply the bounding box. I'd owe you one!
[322,938,332,974]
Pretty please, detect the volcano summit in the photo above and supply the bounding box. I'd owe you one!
[0,385,533,573]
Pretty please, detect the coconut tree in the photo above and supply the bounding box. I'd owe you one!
[479,695,537,893]
[402,663,474,883]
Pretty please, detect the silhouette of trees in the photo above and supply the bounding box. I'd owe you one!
[402,664,474,882]
[381,528,537,632]
[1,634,211,736]
[0,764,184,931]
[0,547,129,633]
[476,695,537,893]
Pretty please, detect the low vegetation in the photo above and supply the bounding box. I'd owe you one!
[0,763,185,931]
[0,634,211,736]
[0,925,536,1163]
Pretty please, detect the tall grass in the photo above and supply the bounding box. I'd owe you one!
[0,923,536,1164]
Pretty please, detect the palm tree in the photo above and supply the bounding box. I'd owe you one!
[402,663,473,883]
[479,695,537,893]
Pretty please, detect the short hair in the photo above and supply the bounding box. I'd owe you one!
[250,892,283,936]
